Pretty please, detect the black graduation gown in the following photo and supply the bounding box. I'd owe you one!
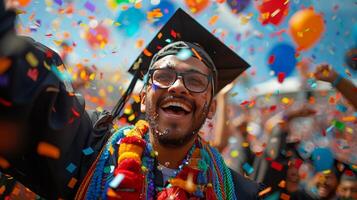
[0,9,263,199]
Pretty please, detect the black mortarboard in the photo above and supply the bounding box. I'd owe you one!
[112,8,249,118]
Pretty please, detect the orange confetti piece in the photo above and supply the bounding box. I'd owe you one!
[278,180,286,188]
[67,177,77,188]
[191,48,202,61]
[280,193,290,200]
[209,15,219,26]
[0,57,12,74]
[37,142,60,159]
[143,49,153,57]
[0,156,10,169]
[259,187,271,196]
[157,32,163,39]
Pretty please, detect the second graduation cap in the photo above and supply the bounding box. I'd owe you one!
[113,8,249,118]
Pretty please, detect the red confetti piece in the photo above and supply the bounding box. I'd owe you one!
[27,68,39,81]
[0,98,12,107]
[71,107,80,117]
[268,55,275,64]
[271,161,283,171]
[170,29,177,38]
[277,72,285,83]
[67,177,77,188]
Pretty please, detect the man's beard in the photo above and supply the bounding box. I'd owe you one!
[145,95,210,148]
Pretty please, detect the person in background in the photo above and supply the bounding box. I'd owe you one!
[336,172,357,200]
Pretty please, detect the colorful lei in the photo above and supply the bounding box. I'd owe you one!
[76,120,237,200]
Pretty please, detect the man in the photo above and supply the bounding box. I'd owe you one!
[336,172,356,200]
[0,3,263,200]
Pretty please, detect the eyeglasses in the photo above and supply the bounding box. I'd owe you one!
[148,68,212,93]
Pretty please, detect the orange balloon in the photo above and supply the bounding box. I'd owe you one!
[185,0,210,14]
[289,8,325,51]
[18,0,32,7]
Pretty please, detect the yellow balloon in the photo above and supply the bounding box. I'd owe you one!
[289,8,325,51]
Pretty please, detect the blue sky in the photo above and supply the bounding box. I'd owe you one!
[16,0,357,101]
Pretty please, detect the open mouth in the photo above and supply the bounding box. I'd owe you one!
[160,100,192,116]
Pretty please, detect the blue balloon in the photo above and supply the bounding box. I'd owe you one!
[312,147,334,172]
[150,0,176,27]
[268,43,297,77]
[116,7,145,37]
[353,23,357,46]
[227,0,250,14]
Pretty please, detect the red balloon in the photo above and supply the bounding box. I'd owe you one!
[86,25,109,50]
[257,0,290,26]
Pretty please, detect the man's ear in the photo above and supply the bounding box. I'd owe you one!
[140,89,146,113]
[207,98,216,119]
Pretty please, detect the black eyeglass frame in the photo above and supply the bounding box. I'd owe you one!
[148,68,213,93]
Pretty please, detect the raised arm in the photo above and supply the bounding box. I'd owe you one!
[314,64,357,110]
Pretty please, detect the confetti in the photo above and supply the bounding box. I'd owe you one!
[0,57,12,74]
[0,156,10,169]
[230,150,239,158]
[109,173,125,188]
[242,163,254,175]
[176,49,192,61]
[84,1,96,13]
[271,161,283,171]
[25,52,38,67]
[336,104,347,113]
[277,72,285,83]
[208,15,219,26]
[66,163,77,173]
[27,68,39,81]
[37,142,60,159]
[332,120,345,131]
[258,186,272,197]
[82,147,94,155]
[67,177,77,188]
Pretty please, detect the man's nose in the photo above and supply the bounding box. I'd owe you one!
[167,77,189,95]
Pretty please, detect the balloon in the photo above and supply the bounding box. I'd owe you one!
[184,0,210,14]
[256,0,290,26]
[86,25,110,50]
[289,8,325,51]
[268,43,297,78]
[345,48,357,71]
[149,0,176,27]
[226,0,250,14]
[18,0,32,7]
[116,7,145,37]
[353,23,357,46]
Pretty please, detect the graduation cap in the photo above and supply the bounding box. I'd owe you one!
[112,8,250,118]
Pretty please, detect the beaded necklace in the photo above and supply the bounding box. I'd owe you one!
[78,120,237,200]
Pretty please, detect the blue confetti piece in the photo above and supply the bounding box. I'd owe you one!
[82,147,94,156]
[354,112,357,117]
[109,173,125,188]
[326,125,334,133]
[336,104,347,113]
[311,147,334,172]
[165,39,172,43]
[242,163,254,175]
[263,191,280,200]
[66,163,77,173]
[176,49,192,60]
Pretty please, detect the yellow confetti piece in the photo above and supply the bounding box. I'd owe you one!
[26,52,38,67]
[67,177,77,188]
[230,150,239,158]
[208,15,219,26]
[0,156,10,169]
[37,142,60,159]
[281,97,290,104]
[0,57,12,75]
[136,39,144,49]
[128,113,136,121]
[242,142,249,148]
[322,169,331,174]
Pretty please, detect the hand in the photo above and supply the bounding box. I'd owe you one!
[313,64,339,83]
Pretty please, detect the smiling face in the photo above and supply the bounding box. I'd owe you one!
[140,55,216,148]
[316,172,339,199]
